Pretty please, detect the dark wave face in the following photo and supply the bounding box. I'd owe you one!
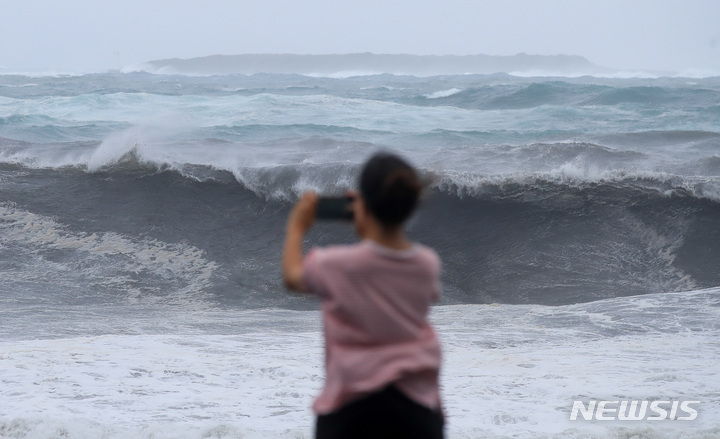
[425,179,720,304]
[1,160,718,308]
[1,72,720,309]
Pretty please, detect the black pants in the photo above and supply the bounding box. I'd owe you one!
[316,386,444,439]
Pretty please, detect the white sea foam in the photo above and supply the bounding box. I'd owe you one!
[0,82,38,88]
[0,203,218,306]
[305,70,386,79]
[506,69,713,79]
[1,289,718,438]
[425,88,463,99]
[508,70,595,78]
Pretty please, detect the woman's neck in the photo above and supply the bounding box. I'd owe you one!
[364,223,412,250]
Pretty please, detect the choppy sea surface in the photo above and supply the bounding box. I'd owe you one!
[1,70,719,438]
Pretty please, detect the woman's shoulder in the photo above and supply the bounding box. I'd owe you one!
[312,241,440,267]
[309,242,367,264]
[363,240,441,270]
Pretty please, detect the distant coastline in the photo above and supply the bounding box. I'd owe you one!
[135,53,614,76]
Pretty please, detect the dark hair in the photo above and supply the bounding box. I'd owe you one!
[359,152,422,226]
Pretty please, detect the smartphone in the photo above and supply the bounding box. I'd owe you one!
[316,196,354,221]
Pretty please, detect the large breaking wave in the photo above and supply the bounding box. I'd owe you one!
[1,152,718,308]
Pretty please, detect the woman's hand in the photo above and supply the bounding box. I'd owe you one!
[287,191,318,234]
[283,191,318,292]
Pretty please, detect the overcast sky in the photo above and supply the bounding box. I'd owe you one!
[1,0,719,74]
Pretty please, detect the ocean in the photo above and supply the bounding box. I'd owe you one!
[1,69,719,438]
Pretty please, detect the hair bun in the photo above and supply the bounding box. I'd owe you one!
[383,168,421,199]
[360,153,421,226]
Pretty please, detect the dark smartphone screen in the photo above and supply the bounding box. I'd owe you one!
[316,196,354,221]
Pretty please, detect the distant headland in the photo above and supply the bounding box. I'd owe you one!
[137,53,612,76]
